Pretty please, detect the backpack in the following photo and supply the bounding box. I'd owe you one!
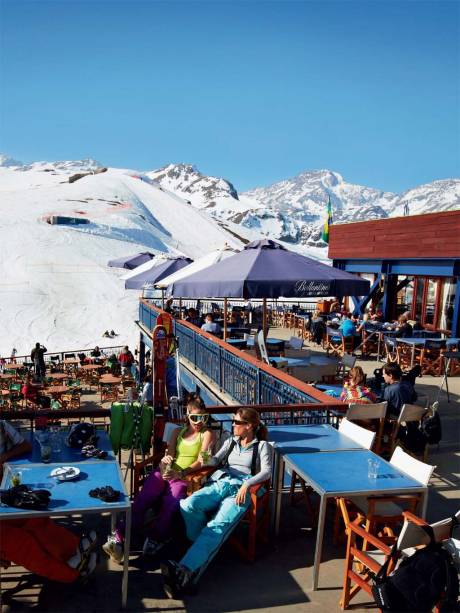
[420,410,442,445]
[372,525,459,612]
[67,422,97,448]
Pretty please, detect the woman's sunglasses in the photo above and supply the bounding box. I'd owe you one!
[232,418,248,426]
[188,413,209,423]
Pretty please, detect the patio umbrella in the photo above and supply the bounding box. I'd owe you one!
[155,245,239,289]
[123,256,193,290]
[166,239,370,299]
[108,251,155,270]
[166,239,370,338]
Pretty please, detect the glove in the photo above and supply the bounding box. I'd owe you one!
[0,485,51,510]
[89,486,120,502]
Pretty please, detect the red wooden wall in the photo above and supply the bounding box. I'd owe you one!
[328,210,460,259]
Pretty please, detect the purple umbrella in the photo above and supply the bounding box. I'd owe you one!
[166,239,369,299]
[108,251,155,270]
[124,257,193,289]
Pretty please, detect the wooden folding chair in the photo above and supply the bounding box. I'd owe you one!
[339,509,454,610]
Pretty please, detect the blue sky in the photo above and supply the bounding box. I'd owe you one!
[0,0,458,193]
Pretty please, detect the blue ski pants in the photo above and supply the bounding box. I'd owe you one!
[179,478,250,575]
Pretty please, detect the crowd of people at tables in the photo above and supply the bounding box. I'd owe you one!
[0,400,271,599]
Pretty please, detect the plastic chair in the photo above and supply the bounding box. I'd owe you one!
[345,402,388,454]
[338,418,376,450]
[336,353,357,380]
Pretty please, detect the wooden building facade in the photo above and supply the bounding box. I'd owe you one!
[328,210,460,336]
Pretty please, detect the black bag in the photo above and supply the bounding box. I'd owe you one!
[372,526,459,612]
[420,410,442,445]
[398,422,429,454]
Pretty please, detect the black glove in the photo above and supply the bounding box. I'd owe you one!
[89,485,120,502]
[0,485,51,510]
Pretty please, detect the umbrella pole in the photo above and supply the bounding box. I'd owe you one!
[263,298,267,339]
[224,298,228,341]
[179,298,183,318]
[161,289,165,309]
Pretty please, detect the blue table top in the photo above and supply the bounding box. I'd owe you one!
[8,429,115,464]
[396,337,459,347]
[247,337,285,347]
[284,449,424,495]
[1,460,129,516]
[268,424,364,454]
[227,338,247,347]
[316,384,343,395]
[269,356,311,367]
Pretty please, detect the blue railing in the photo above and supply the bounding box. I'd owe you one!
[139,300,336,411]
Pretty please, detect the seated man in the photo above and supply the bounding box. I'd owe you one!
[0,420,97,582]
[185,308,203,328]
[201,314,221,335]
[381,363,417,416]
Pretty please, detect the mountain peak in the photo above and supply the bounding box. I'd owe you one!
[0,153,24,167]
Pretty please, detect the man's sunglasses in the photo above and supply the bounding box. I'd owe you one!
[188,413,209,423]
[232,418,248,426]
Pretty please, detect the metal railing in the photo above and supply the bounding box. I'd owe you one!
[3,346,125,366]
[139,300,344,417]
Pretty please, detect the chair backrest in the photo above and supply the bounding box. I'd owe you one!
[288,336,303,350]
[163,422,181,444]
[256,330,269,364]
[338,418,375,449]
[397,403,428,425]
[341,353,357,369]
[346,401,388,421]
[390,445,435,485]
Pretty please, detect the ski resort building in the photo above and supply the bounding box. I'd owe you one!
[328,209,460,337]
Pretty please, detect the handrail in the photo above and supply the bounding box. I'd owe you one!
[3,345,125,365]
[139,299,345,410]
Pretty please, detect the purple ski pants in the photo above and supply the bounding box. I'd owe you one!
[116,470,188,542]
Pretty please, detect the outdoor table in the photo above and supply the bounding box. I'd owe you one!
[1,460,131,608]
[0,373,15,379]
[396,337,460,369]
[43,385,69,397]
[438,350,460,403]
[277,448,427,590]
[247,337,286,348]
[100,375,122,384]
[4,363,24,370]
[269,356,311,369]
[47,372,68,381]
[63,358,80,365]
[315,383,343,397]
[226,338,247,349]
[80,363,105,371]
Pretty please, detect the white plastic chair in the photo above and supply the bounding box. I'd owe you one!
[338,418,375,450]
[288,336,304,350]
[390,445,435,486]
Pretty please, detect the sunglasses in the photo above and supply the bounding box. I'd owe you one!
[188,413,209,423]
[232,418,248,426]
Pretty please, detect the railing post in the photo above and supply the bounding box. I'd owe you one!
[256,369,261,404]
[218,347,223,390]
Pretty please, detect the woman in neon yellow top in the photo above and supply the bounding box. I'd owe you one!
[103,397,215,563]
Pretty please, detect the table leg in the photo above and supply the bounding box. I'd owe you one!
[312,494,327,591]
[411,345,415,369]
[274,454,284,537]
[420,489,428,519]
[121,507,131,609]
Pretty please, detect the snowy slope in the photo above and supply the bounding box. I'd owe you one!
[0,159,243,355]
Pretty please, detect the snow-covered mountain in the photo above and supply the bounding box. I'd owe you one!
[0,157,246,355]
[151,165,460,247]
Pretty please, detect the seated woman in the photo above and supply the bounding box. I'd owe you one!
[161,407,272,598]
[0,420,97,582]
[340,366,377,404]
[103,397,215,563]
[395,315,413,338]
[21,374,39,406]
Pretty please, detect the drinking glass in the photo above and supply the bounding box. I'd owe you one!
[11,470,22,487]
[368,458,379,479]
[40,444,52,463]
